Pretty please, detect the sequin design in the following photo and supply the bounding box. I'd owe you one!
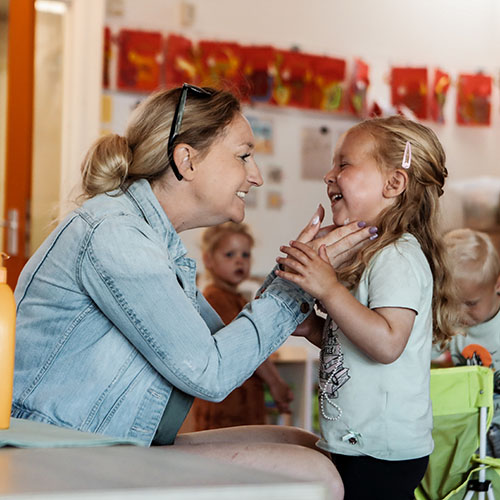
[319,317,350,421]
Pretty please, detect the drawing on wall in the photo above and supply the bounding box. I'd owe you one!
[390,67,428,120]
[456,73,492,126]
[117,29,163,92]
[247,115,274,154]
[266,191,283,210]
[430,69,450,124]
[267,165,283,184]
[300,126,334,180]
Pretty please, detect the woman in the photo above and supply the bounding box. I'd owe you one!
[13,84,373,498]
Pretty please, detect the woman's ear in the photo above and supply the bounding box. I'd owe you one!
[172,144,197,181]
[383,169,408,199]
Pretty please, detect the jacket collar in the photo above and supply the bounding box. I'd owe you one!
[125,179,188,261]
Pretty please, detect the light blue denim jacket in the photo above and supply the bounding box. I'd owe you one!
[12,180,314,444]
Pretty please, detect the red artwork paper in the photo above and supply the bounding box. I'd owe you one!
[390,67,428,119]
[241,45,275,103]
[456,73,492,126]
[117,29,163,92]
[198,40,243,91]
[430,69,450,123]
[271,50,311,108]
[309,55,346,112]
[165,34,199,87]
[347,59,369,117]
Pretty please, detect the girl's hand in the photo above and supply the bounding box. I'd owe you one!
[275,241,339,302]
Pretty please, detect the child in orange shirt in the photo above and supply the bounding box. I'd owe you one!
[190,222,293,430]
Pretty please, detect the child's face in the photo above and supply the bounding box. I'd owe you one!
[456,276,500,327]
[323,129,395,226]
[204,233,252,289]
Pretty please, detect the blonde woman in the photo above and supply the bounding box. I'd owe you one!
[13,84,375,499]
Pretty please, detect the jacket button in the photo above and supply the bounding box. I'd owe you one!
[300,302,310,314]
[348,437,357,445]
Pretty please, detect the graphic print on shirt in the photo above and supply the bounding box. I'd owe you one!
[319,317,350,420]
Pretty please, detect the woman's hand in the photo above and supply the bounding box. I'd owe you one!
[292,311,324,348]
[294,204,377,268]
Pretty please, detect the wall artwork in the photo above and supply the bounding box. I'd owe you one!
[267,164,283,184]
[266,191,284,210]
[430,69,450,124]
[390,67,428,119]
[247,115,274,154]
[456,73,492,126]
[117,29,163,92]
[300,126,334,180]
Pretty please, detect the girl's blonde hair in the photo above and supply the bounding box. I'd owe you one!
[444,228,500,285]
[337,115,460,348]
[201,222,254,255]
[80,86,241,198]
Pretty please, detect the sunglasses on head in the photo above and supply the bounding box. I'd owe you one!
[167,83,213,181]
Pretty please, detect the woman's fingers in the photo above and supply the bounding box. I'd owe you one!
[316,220,369,247]
[295,204,325,243]
[328,228,377,267]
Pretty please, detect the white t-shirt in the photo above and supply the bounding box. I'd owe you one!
[317,233,434,460]
[449,308,500,426]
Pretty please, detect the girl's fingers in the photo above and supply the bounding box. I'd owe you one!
[276,256,306,275]
[290,240,319,259]
[275,267,303,285]
[279,244,313,266]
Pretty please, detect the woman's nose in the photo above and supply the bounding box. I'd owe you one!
[248,160,264,187]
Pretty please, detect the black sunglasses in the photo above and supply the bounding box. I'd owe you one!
[167,83,213,181]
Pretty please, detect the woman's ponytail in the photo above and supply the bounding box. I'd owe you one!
[80,134,132,198]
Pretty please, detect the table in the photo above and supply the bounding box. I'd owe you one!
[0,445,327,499]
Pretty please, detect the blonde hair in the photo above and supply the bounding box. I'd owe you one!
[80,86,241,198]
[337,115,460,348]
[444,228,500,285]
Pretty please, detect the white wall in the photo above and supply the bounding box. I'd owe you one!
[105,0,500,275]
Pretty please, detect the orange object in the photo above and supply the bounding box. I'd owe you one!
[461,344,492,367]
[0,253,16,429]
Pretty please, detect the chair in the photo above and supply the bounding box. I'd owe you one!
[415,366,500,500]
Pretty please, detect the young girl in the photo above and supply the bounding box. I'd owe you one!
[276,115,460,499]
[188,222,293,430]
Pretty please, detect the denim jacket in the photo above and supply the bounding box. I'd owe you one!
[12,180,314,444]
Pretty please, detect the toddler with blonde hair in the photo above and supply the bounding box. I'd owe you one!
[445,228,500,457]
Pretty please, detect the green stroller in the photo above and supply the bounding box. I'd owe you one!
[415,366,500,500]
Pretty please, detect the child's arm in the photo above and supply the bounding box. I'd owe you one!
[255,359,294,414]
[276,241,416,364]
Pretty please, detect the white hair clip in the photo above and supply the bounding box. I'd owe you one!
[402,141,412,169]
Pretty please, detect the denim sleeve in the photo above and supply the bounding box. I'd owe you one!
[79,217,314,401]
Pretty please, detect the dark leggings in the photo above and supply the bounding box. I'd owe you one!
[331,453,429,500]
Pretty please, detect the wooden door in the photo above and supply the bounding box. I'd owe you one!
[3,0,35,289]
